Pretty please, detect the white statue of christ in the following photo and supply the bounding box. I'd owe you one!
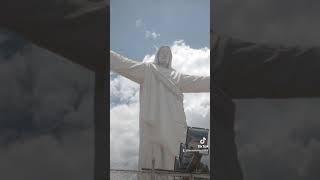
[110,46,210,178]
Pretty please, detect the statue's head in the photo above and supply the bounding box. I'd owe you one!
[155,46,172,68]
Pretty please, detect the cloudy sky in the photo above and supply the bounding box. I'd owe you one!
[110,0,209,60]
[110,0,210,170]
[212,0,320,179]
[0,29,95,180]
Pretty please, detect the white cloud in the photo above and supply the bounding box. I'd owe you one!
[110,41,210,170]
[142,40,210,76]
[110,102,140,170]
[145,30,160,39]
[110,75,139,106]
[235,99,320,180]
[0,129,94,180]
[0,43,96,180]
[171,40,210,76]
[135,19,144,28]
[135,19,160,40]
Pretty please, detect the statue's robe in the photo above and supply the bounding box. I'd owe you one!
[110,51,210,179]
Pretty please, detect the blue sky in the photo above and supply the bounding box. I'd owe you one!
[110,0,210,61]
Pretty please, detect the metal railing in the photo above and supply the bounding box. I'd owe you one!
[111,157,209,180]
[110,169,209,180]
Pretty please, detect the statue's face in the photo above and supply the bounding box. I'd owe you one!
[157,47,172,68]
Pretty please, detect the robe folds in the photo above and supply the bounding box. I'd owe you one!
[110,50,210,173]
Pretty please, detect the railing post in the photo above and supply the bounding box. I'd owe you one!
[151,158,155,180]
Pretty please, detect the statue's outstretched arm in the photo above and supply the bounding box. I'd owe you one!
[178,74,210,93]
[213,35,320,98]
[110,50,145,84]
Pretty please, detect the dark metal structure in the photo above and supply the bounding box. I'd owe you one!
[175,127,209,174]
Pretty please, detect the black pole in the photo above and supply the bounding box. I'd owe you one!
[94,6,109,180]
[94,71,108,180]
[211,87,244,180]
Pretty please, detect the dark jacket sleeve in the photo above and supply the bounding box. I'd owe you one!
[213,36,320,98]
